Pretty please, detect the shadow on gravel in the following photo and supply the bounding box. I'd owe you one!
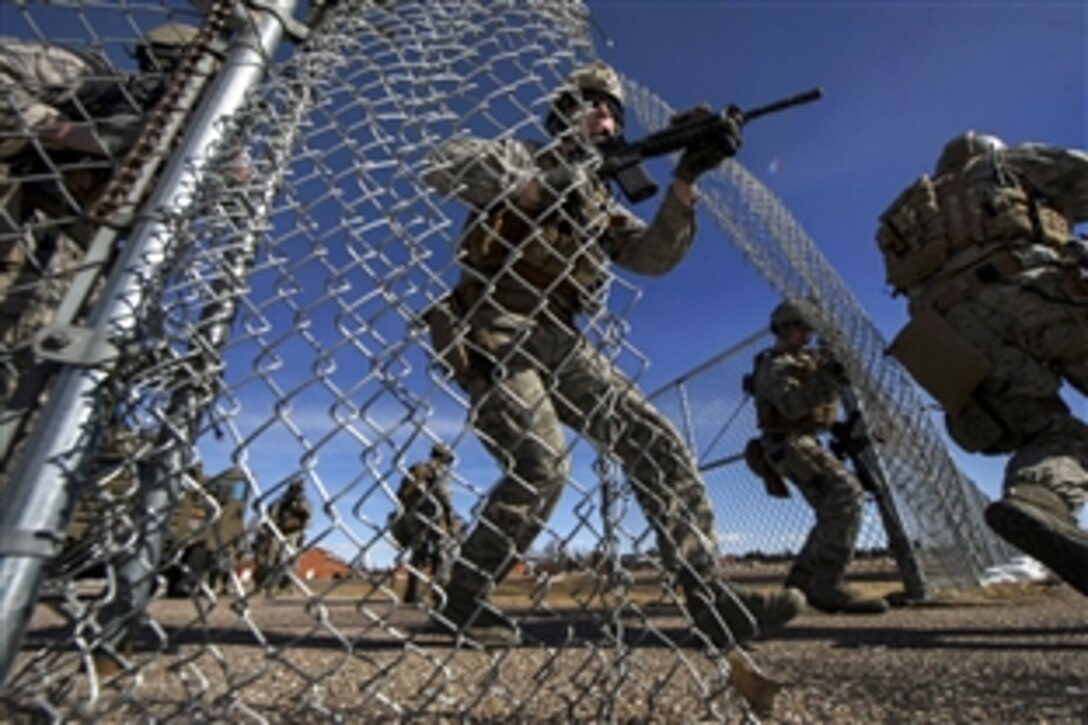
[774,622,1088,651]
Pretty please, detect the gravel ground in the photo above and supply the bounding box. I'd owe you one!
[5,580,1085,722]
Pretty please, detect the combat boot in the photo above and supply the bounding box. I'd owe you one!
[802,581,889,614]
[431,595,522,648]
[985,484,1088,596]
[782,565,813,593]
[689,583,806,648]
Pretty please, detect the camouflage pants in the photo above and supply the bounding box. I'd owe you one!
[404,531,451,604]
[445,305,721,600]
[0,183,85,407]
[255,528,304,592]
[762,433,865,588]
[943,267,1088,515]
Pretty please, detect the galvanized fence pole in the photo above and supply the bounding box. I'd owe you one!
[0,0,298,685]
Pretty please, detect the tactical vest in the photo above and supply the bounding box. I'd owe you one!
[274,496,309,532]
[877,155,1070,293]
[751,349,838,435]
[456,147,616,316]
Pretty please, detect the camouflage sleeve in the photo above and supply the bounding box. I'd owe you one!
[605,185,696,276]
[1005,144,1088,222]
[421,136,536,208]
[436,475,454,525]
[753,351,839,421]
[0,41,88,158]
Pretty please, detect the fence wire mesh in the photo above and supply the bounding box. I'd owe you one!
[623,80,1012,593]
[0,0,1008,721]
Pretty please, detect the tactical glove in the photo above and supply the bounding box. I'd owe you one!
[673,104,742,184]
[821,358,850,385]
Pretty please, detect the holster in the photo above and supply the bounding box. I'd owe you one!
[743,438,790,499]
[889,308,991,414]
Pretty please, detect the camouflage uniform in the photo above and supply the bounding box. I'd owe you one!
[390,446,458,605]
[878,134,1088,596]
[748,309,887,614]
[256,480,311,594]
[421,62,803,647]
[0,41,105,403]
[0,30,189,407]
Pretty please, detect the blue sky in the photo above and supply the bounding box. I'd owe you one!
[7,1,1085,568]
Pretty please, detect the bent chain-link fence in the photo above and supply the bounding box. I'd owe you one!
[624,79,1012,594]
[0,0,1008,721]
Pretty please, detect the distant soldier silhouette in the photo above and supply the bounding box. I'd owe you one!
[389,444,459,605]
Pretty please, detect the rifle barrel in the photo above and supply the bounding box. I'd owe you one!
[742,87,823,123]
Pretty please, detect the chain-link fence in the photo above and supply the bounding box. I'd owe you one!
[0,0,1010,720]
[623,78,1013,595]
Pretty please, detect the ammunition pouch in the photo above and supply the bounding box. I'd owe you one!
[743,438,790,499]
[889,309,991,414]
[947,395,1067,454]
[912,250,1022,313]
[944,398,1018,454]
[878,169,1070,294]
[877,174,949,290]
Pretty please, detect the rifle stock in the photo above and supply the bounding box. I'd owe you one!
[598,86,823,203]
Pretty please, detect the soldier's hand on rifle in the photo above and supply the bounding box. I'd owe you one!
[673,104,742,184]
[821,357,850,385]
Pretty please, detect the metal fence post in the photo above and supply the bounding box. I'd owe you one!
[0,0,298,685]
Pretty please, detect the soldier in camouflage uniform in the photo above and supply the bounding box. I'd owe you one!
[390,444,460,605]
[0,23,197,159]
[0,24,199,406]
[877,132,1088,596]
[421,61,805,646]
[255,478,312,595]
[745,300,889,614]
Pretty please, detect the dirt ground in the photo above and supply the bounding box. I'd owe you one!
[7,572,1087,723]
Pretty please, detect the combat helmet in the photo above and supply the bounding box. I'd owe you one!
[934,131,1006,176]
[769,299,818,336]
[545,60,626,137]
[431,443,454,465]
[136,22,200,73]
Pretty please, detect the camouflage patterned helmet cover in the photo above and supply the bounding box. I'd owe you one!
[137,22,200,72]
[934,131,1006,176]
[545,60,625,136]
[431,443,454,464]
[770,299,818,335]
[562,60,625,107]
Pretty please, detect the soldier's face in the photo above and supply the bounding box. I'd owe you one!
[571,93,617,142]
[784,323,811,348]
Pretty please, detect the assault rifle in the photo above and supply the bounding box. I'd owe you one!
[597,87,823,203]
[829,410,869,465]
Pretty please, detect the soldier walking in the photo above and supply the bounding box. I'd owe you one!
[420,61,804,646]
[389,444,460,605]
[744,300,889,614]
[255,478,311,595]
[877,132,1088,596]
